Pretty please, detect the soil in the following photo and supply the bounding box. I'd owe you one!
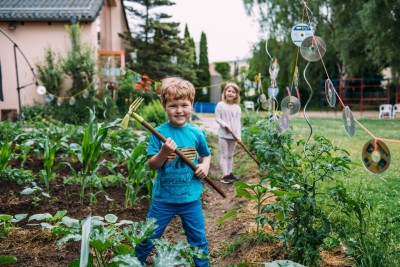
[0,133,353,267]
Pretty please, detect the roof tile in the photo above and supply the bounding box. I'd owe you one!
[0,0,104,22]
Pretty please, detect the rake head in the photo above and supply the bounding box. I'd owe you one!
[120,97,144,129]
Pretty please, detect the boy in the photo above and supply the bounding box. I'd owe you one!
[135,77,211,266]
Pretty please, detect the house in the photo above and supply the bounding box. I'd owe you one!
[209,59,249,102]
[0,0,130,120]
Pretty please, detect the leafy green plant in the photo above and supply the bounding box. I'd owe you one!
[234,181,301,235]
[31,212,209,267]
[0,168,33,185]
[0,213,28,238]
[246,118,353,266]
[20,182,51,207]
[0,255,17,264]
[140,99,168,127]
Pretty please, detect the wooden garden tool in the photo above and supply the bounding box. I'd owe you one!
[224,126,261,167]
[120,97,226,198]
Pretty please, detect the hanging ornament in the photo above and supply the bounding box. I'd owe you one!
[37,85,46,95]
[294,66,299,88]
[291,23,314,47]
[244,79,252,88]
[202,87,208,95]
[82,89,89,98]
[248,88,255,96]
[268,85,279,99]
[269,58,280,80]
[57,98,63,106]
[45,94,54,102]
[69,96,76,105]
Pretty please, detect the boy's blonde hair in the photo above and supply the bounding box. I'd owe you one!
[160,77,195,107]
[222,82,241,104]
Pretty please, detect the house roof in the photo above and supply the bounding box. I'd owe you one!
[0,0,105,23]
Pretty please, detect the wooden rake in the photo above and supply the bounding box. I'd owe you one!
[224,126,261,168]
[120,97,226,198]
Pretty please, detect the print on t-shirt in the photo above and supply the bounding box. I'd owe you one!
[161,147,197,196]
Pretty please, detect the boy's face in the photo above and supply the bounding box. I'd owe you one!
[164,98,192,127]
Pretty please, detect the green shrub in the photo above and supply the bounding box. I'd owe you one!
[141,99,168,127]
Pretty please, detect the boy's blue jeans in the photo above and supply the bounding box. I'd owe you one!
[135,199,209,267]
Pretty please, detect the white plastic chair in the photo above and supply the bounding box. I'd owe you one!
[392,104,400,119]
[378,104,392,119]
[244,101,255,111]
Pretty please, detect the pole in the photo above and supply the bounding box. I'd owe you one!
[0,27,40,121]
[13,44,22,120]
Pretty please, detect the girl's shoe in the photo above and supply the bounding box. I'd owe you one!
[229,173,238,180]
[220,175,234,184]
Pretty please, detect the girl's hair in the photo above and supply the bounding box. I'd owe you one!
[160,77,195,107]
[222,82,240,104]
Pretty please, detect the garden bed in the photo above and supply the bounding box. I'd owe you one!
[0,133,353,266]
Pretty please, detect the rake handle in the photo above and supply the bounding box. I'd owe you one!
[140,120,227,198]
[225,127,261,167]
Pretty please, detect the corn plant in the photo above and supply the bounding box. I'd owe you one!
[0,141,12,173]
[38,138,60,194]
[14,139,35,168]
[78,108,111,205]
[124,141,149,207]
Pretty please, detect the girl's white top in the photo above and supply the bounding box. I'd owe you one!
[215,101,242,140]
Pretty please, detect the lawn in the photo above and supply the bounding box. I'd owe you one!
[290,116,400,216]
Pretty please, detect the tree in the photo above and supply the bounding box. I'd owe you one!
[184,24,197,70]
[214,62,231,80]
[196,32,210,101]
[242,0,385,78]
[358,0,400,76]
[122,0,195,81]
[177,24,197,83]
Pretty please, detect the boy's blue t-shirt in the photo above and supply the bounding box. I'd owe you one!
[147,122,211,203]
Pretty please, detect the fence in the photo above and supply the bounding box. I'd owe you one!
[319,78,399,112]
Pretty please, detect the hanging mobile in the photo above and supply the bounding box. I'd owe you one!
[362,139,391,174]
[325,79,337,107]
[300,35,326,62]
[342,106,355,136]
[291,23,314,47]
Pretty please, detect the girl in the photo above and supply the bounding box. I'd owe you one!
[215,82,242,184]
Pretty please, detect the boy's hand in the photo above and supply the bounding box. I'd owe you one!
[195,162,209,179]
[160,138,177,156]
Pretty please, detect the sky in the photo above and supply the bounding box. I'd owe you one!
[159,0,262,63]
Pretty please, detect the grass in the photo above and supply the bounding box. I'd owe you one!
[289,116,400,216]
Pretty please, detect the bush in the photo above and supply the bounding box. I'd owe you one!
[141,99,168,127]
